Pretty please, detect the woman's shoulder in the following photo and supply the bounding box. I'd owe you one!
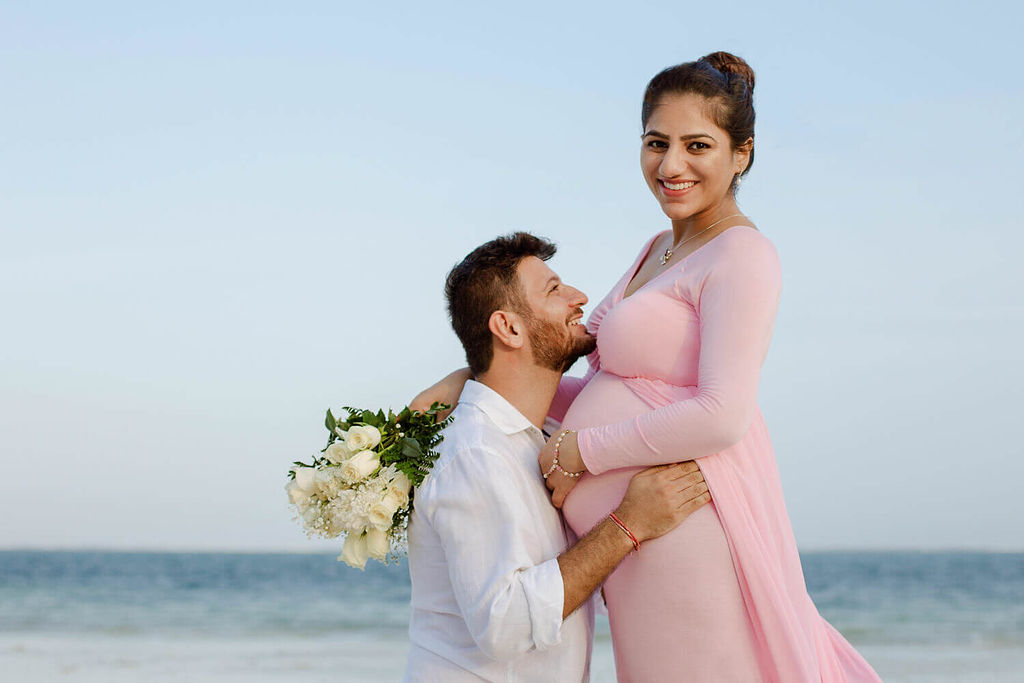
[714,224,774,249]
[703,225,779,266]
[683,225,781,293]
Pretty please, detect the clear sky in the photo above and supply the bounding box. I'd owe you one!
[2,1,1022,552]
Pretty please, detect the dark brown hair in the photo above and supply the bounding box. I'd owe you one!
[444,232,557,375]
[641,51,756,186]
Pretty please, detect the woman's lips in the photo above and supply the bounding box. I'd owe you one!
[659,179,697,197]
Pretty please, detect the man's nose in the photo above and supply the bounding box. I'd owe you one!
[567,286,588,307]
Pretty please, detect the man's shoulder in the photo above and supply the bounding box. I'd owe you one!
[417,404,516,499]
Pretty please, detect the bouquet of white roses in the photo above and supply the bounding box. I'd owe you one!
[286,402,452,569]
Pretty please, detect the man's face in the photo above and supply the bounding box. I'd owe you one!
[514,256,596,372]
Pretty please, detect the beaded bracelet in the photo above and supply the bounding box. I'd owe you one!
[542,429,586,480]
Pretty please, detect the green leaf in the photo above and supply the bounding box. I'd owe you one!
[325,409,337,434]
[402,436,424,459]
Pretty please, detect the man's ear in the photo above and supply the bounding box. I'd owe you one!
[488,309,525,350]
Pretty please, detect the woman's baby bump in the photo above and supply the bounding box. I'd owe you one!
[559,372,697,535]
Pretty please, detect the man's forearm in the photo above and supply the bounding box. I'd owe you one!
[557,516,635,619]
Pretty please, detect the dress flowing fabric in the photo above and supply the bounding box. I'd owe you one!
[552,227,881,683]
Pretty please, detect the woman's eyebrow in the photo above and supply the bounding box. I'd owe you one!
[642,130,717,142]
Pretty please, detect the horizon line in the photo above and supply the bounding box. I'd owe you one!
[2,545,1022,555]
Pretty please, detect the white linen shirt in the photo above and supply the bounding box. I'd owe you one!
[403,380,592,682]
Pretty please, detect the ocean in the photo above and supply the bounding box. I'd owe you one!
[1,550,1022,682]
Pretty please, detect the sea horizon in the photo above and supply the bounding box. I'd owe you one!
[4,545,1023,554]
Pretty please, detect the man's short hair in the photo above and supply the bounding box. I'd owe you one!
[444,232,557,375]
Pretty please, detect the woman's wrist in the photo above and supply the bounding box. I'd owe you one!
[543,430,586,480]
[563,430,588,473]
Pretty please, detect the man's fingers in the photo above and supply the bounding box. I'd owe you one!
[635,463,676,479]
[673,460,700,474]
[676,483,710,509]
[679,491,712,514]
[671,471,705,488]
[645,461,700,482]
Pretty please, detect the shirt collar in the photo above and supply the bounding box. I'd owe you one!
[458,380,542,437]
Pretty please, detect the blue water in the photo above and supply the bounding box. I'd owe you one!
[2,551,1023,681]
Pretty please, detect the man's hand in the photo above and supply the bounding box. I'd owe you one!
[614,462,710,543]
[539,430,587,508]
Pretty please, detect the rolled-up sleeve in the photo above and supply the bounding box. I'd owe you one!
[424,450,564,662]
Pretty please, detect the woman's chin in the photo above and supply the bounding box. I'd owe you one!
[659,203,699,221]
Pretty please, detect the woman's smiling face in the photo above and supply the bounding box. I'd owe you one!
[640,92,751,221]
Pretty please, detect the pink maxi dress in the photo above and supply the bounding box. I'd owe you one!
[550,226,881,682]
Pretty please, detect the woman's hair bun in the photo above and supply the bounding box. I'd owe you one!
[700,51,755,93]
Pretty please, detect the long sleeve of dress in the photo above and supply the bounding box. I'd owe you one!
[577,231,782,475]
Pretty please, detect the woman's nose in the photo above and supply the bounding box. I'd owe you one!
[659,145,688,178]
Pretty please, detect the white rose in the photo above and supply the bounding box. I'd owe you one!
[286,480,309,506]
[340,532,369,570]
[345,425,382,451]
[340,450,380,484]
[334,426,347,438]
[323,442,351,465]
[314,468,343,498]
[388,471,412,505]
[293,466,316,492]
[286,467,317,505]
[383,490,407,512]
[365,528,389,561]
[368,494,401,531]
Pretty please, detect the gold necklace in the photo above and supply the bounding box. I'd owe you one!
[660,213,744,266]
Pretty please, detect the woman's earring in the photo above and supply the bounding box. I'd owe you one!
[734,173,742,189]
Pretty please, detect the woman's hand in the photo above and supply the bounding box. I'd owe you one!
[409,368,472,421]
[539,430,588,508]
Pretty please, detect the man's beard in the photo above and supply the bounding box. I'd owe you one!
[522,312,597,373]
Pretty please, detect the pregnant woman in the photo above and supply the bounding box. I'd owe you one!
[417,53,880,682]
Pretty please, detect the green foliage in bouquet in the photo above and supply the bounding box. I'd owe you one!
[289,401,453,512]
[286,401,454,568]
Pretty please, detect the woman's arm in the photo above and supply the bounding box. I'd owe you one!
[543,232,781,487]
[409,368,471,419]
[580,233,781,474]
[412,363,599,423]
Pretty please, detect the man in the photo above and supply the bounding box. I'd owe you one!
[404,233,709,681]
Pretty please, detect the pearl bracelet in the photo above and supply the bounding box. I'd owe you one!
[543,429,585,480]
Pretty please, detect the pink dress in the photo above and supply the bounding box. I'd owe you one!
[551,227,881,683]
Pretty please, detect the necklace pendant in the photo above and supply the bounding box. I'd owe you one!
[660,248,672,266]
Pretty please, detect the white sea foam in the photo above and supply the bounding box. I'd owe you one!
[2,630,1023,682]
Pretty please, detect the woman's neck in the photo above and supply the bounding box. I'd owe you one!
[670,199,743,243]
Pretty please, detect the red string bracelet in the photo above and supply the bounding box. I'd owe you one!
[608,512,640,552]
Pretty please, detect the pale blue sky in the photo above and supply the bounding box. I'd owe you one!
[2,1,1022,551]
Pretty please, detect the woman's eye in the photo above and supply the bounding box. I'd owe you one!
[645,140,667,149]
[688,141,709,151]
